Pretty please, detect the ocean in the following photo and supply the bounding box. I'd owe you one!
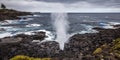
[0,13,120,40]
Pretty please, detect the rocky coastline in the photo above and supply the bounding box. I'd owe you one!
[0,9,32,21]
[0,25,120,60]
[0,9,120,60]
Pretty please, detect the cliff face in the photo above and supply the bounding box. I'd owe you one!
[0,9,32,21]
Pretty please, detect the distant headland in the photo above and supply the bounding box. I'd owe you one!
[0,3,32,21]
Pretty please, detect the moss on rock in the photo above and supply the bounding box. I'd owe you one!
[93,48,102,55]
[10,55,31,60]
[112,38,120,50]
[10,55,52,60]
[93,38,120,59]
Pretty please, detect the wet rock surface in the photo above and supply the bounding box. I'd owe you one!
[0,26,120,60]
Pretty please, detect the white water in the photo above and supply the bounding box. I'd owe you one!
[51,13,69,50]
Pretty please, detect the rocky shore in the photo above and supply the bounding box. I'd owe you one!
[0,9,32,21]
[0,25,120,60]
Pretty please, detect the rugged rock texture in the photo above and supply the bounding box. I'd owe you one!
[0,9,32,21]
[0,26,120,60]
[62,27,120,60]
[92,38,120,60]
[64,28,120,54]
[0,32,47,59]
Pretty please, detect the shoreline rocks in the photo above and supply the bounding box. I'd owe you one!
[0,25,120,60]
[0,31,47,59]
[0,9,32,21]
[64,28,120,56]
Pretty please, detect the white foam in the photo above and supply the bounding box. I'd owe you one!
[19,18,33,21]
[98,22,120,29]
[37,30,55,41]
[0,21,8,25]
[1,19,31,25]
[0,26,13,29]
[26,24,41,27]
[1,20,22,25]
[6,31,35,36]
[26,18,33,21]
[99,22,109,26]
[32,40,41,43]
[15,30,55,41]
[80,30,98,34]
[5,28,22,32]
[80,24,98,34]
[15,30,54,40]
[5,20,19,24]
[23,31,35,35]
[0,28,55,42]
[109,22,120,25]
[102,25,114,29]
[0,32,13,38]
[98,22,116,29]
[24,30,55,43]
[33,14,42,17]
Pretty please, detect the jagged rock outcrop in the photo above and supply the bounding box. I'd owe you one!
[0,9,32,21]
[0,26,120,60]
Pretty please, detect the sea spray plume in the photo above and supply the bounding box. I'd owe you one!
[51,13,69,50]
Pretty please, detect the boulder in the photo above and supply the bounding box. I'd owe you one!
[0,37,22,44]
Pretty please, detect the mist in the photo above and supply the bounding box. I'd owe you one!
[51,13,69,50]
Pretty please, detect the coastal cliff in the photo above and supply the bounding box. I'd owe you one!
[0,9,32,21]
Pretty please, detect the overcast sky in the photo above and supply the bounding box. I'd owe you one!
[0,0,120,12]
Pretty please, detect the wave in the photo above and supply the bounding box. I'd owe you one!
[98,22,120,29]
[0,26,13,29]
[0,32,13,38]
[0,18,32,25]
[0,29,55,44]
[109,22,120,25]
[26,24,41,27]
[80,24,98,34]
[36,30,55,41]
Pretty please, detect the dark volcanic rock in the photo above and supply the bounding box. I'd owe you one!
[0,37,22,44]
[38,41,60,58]
[64,34,94,58]
[93,27,106,31]
[0,9,32,21]
[0,41,60,59]
[14,32,46,43]
[0,31,60,59]
[1,26,120,60]
[113,24,120,28]
[63,28,120,59]
[32,32,46,40]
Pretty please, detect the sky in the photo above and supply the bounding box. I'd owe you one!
[0,0,120,12]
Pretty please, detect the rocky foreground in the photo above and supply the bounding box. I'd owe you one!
[0,25,120,60]
[0,9,32,21]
